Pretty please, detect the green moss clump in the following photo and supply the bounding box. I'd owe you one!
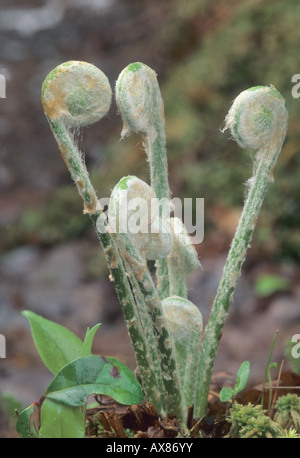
[226,402,284,438]
[274,394,300,432]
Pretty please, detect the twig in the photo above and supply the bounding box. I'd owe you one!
[269,359,285,418]
[261,330,279,407]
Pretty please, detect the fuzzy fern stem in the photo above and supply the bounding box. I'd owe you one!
[195,86,288,419]
[108,176,185,419]
[115,63,171,299]
[41,61,168,415]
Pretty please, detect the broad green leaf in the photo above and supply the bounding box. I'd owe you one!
[22,310,83,374]
[45,355,144,406]
[219,387,234,403]
[16,403,38,438]
[39,399,85,438]
[81,323,101,357]
[234,360,250,394]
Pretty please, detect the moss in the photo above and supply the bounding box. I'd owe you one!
[226,402,285,438]
[274,394,300,432]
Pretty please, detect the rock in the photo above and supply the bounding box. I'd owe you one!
[27,243,84,289]
[0,246,39,277]
[267,296,300,326]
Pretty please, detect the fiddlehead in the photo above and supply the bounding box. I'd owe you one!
[162,296,203,418]
[41,61,167,415]
[195,85,288,418]
[167,217,201,298]
[116,63,171,298]
[41,61,112,215]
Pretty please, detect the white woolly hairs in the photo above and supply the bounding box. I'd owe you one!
[222,86,288,152]
[42,60,112,127]
[168,217,201,276]
[162,296,203,338]
[108,176,173,260]
[115,62,161,139]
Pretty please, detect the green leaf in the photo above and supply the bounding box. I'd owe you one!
[254,274,290,297]
[219,387,234,403]
[45,355,144,406]
[234,360,250,395]
[22,310,83,374]
[81,323,101,357]
[38,399,85,438]
[16,403,38,438]
[220,361,250,403]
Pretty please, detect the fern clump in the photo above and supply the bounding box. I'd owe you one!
[41,59,288,423]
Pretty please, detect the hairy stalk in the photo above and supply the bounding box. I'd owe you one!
[41,61,167,415]
[93,215,165,413]
[113,233,184,418]
[108,176,185,418]
[115,62,171,299]
[195,86,288,418]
